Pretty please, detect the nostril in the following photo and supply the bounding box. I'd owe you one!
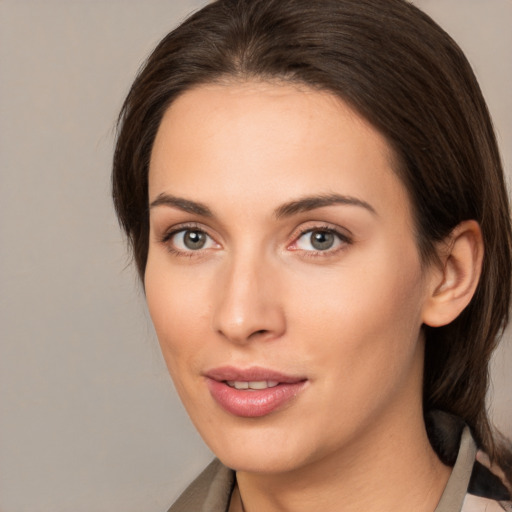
[250,329,269,338]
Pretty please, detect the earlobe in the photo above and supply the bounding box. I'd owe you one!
[422,220,484,327]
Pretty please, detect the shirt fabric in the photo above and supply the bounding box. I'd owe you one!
[167,413,512,512]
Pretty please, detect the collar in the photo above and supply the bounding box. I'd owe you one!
[168,413,510,512]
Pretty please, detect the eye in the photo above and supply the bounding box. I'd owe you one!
[167,228,218,252]
[294,228,346,252]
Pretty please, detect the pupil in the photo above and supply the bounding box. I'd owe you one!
[311,231,334,250]
[184,230,206,249]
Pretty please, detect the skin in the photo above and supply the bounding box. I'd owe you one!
[146,81,456,512]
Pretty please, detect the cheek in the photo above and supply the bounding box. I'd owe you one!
[144,259,211,375]
[286,244,426,377]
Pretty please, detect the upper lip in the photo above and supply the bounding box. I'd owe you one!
[204,366,306,383]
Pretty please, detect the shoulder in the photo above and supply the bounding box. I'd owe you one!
[462,454,512,512]
[167,459,235,512]
[462,494,512,512]
[428,411,511,512]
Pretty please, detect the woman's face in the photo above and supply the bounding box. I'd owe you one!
[146,81,437,474]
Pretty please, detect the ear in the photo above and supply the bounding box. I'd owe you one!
[422,220,484,327]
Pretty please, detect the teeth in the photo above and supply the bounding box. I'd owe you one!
[226,380,280,390]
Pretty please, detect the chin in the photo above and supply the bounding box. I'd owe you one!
[196,417,325,475]
[218,445,306,474]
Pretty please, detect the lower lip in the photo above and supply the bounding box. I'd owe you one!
[206,379,306,418]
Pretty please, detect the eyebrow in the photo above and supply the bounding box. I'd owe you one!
[274,193,376,219]
[149,193,213,217]
[149,192,376,218]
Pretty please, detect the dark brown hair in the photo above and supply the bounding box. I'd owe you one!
[112,0,512,475]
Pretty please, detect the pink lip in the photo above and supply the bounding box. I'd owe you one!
[205,366,307,418]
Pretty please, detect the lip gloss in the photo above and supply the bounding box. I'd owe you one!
[205,366,307,417]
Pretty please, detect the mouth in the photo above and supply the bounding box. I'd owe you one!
[204,366,307,418]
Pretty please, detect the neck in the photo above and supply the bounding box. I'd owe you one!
[233,405,451,512]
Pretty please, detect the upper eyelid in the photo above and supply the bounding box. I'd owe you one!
[294,229,350,245]
[290,222,354,250]
[161,222,210,239]
[291,221,353,240]
[297,225,349,237]
[163,223,351,239]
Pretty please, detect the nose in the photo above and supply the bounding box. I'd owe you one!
[212,253,286,344]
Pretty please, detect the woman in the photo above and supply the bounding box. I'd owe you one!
[112,0,512,510]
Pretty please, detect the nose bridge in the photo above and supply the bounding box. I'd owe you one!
[212,246,285,343]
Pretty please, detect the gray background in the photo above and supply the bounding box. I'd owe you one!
[0,1,510,511]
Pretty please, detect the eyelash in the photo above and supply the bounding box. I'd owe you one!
[290,224,352,257]
[159,223,352,257]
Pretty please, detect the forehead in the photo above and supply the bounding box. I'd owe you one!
[148,81,412,223]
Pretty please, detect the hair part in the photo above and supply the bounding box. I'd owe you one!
[112,0,512,476]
